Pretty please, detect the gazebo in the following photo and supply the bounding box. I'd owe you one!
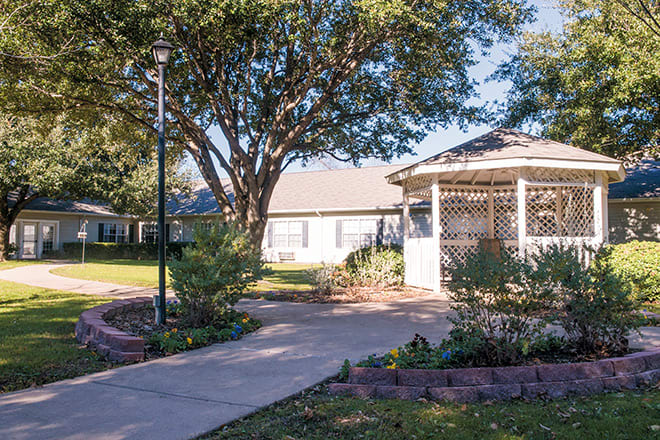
[386,128,626,292]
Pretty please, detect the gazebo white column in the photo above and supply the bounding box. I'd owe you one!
[594,171,608,244]
[517,168,527,256]
[431,175,441,293]
[402,184,410,247]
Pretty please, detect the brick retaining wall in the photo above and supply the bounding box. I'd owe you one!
[75,297,152,362]
[329,349,660,402]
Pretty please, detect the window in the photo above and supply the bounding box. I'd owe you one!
[103,223,128,243]
[42,225,54,253]
[270,221,305,248]
[142,223,172,243]
[142,223,158,243]
[341,219,377,249]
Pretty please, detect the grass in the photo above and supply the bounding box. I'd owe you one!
[0,260,48,271]
[202,385,660,440]
[51,260,315,291]
[0,280,113,393]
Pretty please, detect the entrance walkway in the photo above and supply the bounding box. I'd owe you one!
[0,264,658,440]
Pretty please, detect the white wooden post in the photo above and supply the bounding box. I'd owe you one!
[517,168,527,257]
[487,187,495,239]
[402,184,410,246]
[594,171,607,245]
[431,175,441,293]
[555,187,563,236]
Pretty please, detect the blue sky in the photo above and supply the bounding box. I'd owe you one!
[201,0,565,175]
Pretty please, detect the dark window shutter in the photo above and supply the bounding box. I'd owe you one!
[302,221,309,248]
[128,224,135,243]
[98,223,104,242]
[267,222,273,248]
[165,224,170,243]
[376,218,384,245]
[336,219,343,248]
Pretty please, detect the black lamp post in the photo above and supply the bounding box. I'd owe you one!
[151,36,174,325]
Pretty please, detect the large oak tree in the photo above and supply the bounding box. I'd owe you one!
[0,0,532,246]
[495,0,660,159]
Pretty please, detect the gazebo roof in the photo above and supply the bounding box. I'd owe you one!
[387,128,625,185]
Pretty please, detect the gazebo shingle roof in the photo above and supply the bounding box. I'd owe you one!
[402,128,621,168]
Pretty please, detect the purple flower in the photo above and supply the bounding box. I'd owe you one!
[442,350,452,360]
[230,331,238,339]
[234,324,243,333]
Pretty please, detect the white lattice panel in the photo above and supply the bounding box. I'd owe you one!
[526,167,595,184]
[526,186,559,236]
[439,243,479,271]
[438,188,489,240]
[493,188,518,240]
[526,186,594,237]
[561,186,594,237]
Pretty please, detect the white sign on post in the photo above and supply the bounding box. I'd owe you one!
[77,232,88,239]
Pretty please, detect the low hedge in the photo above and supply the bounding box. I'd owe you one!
[603,240,660,303]
[56,242,191,260]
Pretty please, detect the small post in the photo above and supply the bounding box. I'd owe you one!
[153,295,162,325]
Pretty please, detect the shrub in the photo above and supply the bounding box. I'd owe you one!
[305,263,339,293]
[601,241,660,303]
[168,222,265,328]
[447,247,553,366]
[58,242,190,260]
[531,244,642,355]
[343,244,404,288]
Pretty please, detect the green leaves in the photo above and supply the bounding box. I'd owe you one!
[496,0,660,158]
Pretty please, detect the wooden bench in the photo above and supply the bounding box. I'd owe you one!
[278,251,296,261]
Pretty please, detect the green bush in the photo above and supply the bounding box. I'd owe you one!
[531,244,642,355]
[305,263,338,293]
[168,222,265,328]
[447,247,552,366]
[601,241,660,303]
[343,244,404,288]
[58,242,190,260]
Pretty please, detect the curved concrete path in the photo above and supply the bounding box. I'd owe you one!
[0,263,658,440]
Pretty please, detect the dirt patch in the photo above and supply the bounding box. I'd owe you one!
[246,286,441,303]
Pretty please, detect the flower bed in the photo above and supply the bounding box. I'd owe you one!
[75,298,261,363]
[329,349,660,402]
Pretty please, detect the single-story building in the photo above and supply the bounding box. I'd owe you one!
[10,129,659,262]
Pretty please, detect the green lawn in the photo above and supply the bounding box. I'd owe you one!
[51,260,315,291]
[203,385,660,440]
[0,260,47,271]
[0,279,112,393]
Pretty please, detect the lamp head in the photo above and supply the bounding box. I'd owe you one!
[151,37,174,66]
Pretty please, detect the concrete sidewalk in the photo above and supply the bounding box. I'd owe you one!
[0,263,165,298]
[0,263,658,440]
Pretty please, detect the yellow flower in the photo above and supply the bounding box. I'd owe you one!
[390,348,399,358]
[386,363,397,369]
[164,332,170,338]
[242,318,248,323]
[187,337,193,345]
[172,328,178,333]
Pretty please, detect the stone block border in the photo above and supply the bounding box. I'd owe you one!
[75,297,152,362]
[329,348,660,402]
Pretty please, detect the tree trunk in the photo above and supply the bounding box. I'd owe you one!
[0,220,11,262]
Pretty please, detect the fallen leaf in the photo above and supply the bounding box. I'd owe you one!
[539,423,552,431]
[573,422,582,429]
[650,425,660,431]
[490,423,498,430]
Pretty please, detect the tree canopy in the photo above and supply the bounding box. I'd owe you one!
[0,0,533,244]
[495,0,660,159]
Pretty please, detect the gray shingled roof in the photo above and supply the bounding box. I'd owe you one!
[609,159,660,199]
[168,164,428,215]
[15,195,121,217]
[394,128,620,174]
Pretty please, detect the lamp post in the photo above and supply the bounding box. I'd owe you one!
[151,36,174,325]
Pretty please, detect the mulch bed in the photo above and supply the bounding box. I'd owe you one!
[246,286,442,303]
[105,307,200,360]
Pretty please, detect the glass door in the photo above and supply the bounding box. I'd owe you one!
[21,223,37,259]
